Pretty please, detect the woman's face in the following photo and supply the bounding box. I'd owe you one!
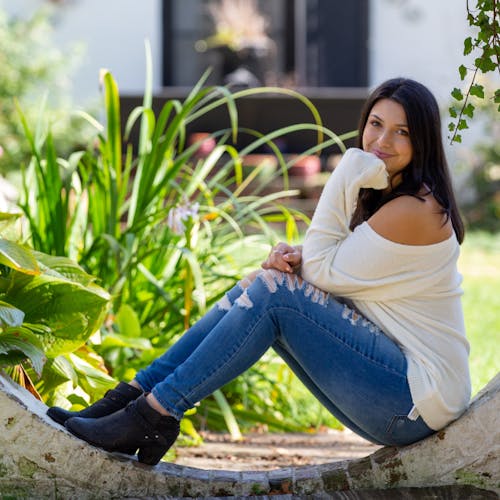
[362,98,413,184]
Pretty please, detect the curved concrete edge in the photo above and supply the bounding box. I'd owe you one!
[0,371,498,499]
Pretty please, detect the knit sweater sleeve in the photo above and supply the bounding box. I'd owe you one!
[301,148,389,292]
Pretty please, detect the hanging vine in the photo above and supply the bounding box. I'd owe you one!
[449,0,500,143]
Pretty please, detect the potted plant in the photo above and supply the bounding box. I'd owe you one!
[196,0,275,87]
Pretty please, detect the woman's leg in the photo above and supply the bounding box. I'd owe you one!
[149,270,433,446]
[135,271,261,392]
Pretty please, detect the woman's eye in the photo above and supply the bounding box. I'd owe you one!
[397,129,409,136]
[370,120,381,127]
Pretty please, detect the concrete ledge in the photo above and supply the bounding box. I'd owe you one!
[0,371,498,499]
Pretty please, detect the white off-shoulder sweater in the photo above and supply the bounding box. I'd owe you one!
[301,148,471,430]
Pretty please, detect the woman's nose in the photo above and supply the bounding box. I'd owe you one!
[377,130,392,147]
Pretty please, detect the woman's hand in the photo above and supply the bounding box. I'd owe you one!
[261,243,302,274]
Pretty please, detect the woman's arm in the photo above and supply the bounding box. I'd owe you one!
[301,148,388,290]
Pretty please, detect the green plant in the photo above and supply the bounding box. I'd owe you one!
[18,44,353,433]
[449,0,499,143]
[456,78,500,231]
[0,223,111,402]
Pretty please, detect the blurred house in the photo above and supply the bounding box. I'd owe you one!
[3,0,471,155]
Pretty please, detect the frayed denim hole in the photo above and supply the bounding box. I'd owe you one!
[217,294,233,312]
[342,304,351,320]
[304,284,315,298]
[311,287,328,306]
[285,272,298,291]
[235,289,254,309]
[258,269,328,306]
[341,303,379,332]
[239,269,261,289]
[258,269,284,293]
[349,310,361,326]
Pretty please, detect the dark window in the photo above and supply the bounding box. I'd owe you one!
[162,0,368,88]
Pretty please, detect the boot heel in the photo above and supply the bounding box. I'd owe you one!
[137,444,168,465]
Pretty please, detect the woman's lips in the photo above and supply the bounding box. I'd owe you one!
[372,149,393,160]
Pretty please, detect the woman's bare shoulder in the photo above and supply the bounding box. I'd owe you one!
[367,194,453,245]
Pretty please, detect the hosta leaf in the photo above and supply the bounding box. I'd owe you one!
[115,304,142,338]
[0,328,46,376]
[50,354,78,385]
[68,352,115,391]
[5,271,110,357]
[0,300,25,327]
[34,252,98,287]
[100,332,151,350]
[0,239,39,275]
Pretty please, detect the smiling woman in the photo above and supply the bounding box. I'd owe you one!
[47,78,471,468]
[362,98,413,184]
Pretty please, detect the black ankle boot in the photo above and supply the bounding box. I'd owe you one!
[65,394,180,465]
[47,382,142,425]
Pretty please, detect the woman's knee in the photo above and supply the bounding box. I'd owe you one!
[239,269,263,289]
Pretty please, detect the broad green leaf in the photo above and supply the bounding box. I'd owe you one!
[470,84,485,98]
[451,88,464,101]
[115,304,142,338]
[68,352,115,390]
[0,301,25,327]
[459,64,468,80]
[0,329,46,376]
[463,103,475,118]
[5,270,110,357]
[0,239,39,275]
[50,355,78,385]
[99,332,151,350]
[34,251,97,287]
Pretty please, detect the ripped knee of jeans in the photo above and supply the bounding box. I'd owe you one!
[216,294,233,312]
[235,289,254,309]
[239,269,262,289]
[257,269,328,306]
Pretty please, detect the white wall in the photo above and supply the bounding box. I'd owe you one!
[1,0,162,106]
[369,0,470,102]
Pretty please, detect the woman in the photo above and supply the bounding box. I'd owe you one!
[47,78,471,466]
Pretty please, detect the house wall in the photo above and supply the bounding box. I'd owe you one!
[1,0,163,105]
[1,0,471,106]
[368,0,470,102]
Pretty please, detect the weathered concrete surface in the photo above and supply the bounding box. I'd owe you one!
[0,371,498,499]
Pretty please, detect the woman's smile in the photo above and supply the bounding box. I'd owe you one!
[362,98,413,183]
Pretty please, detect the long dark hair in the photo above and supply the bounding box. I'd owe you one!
[350,78,464,243]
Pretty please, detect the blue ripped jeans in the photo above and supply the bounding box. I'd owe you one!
[135,270,434,446]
